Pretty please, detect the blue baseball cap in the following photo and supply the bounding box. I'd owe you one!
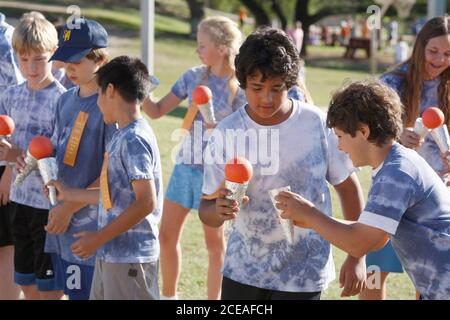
[50,18,108,63]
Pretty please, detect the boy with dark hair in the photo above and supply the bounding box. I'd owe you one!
[199,28,366,300]
[277,79,450,300]
[49,55,163,300]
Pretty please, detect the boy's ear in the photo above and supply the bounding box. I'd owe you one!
[359,123,370,139]
[106,83,115,99]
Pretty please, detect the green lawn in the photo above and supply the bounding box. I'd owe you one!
[5,1,416,300]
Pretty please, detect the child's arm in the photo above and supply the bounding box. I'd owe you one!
[199,188,248,228]
[276,191,389,258]
[44,179,100,234]
[47,180,99,204]
[142,93,182,119]
[71,179,156,259]
[0,165,12,205]
[333,172,365,221]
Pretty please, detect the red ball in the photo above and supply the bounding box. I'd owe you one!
[225,157,253,183]
[192,85,212,105]
[0,115,15,136]
[422,107,444,129]
[29,136,53,159]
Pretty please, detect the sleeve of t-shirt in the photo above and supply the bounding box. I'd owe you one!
[358,169,418,235]
[325,126,355,185]
[231,88,246,112]
[121,135,155,182]
[380,73,403,96]
[50,96,63,147]
[287,85,306,102]
[171,69,193,100]
[202,128,227,195]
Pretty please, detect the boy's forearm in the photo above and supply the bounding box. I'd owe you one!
[6,147,22,163]
[97,198,154,245]
[62,177,101,215]
[306,209,369,258]
[199,199,224,228]
[65,188,99,205]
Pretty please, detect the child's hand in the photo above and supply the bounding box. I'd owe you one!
[15,151,26,173]
[339,255,367,297]
[46,180,68,201]
[71,231,101,259]
[215,188,249,222]
[0,138,12,161]
[275,191,314,228]
[399,128,423,149]
[44,203,74,234]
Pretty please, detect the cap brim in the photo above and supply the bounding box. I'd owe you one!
[49,47,92,63]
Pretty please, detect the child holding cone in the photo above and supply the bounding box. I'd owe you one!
[276,79,450,300]
[0,12,66,299]
[47,56,163,300]
[142,16,246,300]
[0,12,24,300]
[199,28,366,300]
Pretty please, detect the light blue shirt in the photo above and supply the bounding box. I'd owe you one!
[44,87,117,266]
[381,64,445,173]
[0,19,24,95]
[358,143,450,300]
[97,118,163,263]
[0,81,66,209]
[202,100,354,292]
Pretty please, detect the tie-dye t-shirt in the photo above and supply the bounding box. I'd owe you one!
[358,143,450,300]
[171,65,247,169]
[202,100,354,292]
[381,64,445,173]
[44,88,117,266]
[0,81,66,209]
[0,20,24,95]
[97,119,163,263]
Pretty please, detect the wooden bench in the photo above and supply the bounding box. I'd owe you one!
[343,37,371,59]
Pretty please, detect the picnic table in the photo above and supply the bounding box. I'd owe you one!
[343,37,371,59]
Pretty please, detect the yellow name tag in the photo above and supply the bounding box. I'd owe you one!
[63,111,89,167]
[100,152,113,210]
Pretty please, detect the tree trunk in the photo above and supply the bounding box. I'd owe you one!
[186,0,205,39]
[294,0,310,56]
[240,0,271,27]
[271,0,287,30]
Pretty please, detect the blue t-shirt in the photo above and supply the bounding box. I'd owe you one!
[203,100,354,292]
[0,20,24,95]
[44,87,117,266]
[97,118,163,263]
[171,65,247,169]
[358,143,450,300]
[381,64,445,173]
[0,81,66,209]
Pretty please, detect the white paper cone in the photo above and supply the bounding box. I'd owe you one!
[413,118,429,140]
[37,157,58,205]
[198,101,216,125]
[430,126,450,160]
[149,75,159,92]
[225,180,248,207]
[14,150,37,185]
[268,186,294,244]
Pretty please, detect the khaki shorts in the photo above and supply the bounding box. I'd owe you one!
[90,258,159,300]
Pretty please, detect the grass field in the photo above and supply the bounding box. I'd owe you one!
[4,1,416,300]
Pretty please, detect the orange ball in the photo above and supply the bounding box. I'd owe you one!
[225,157,253,183]
[192,85,212,105]
[29,136,53,159]
[0,115,15,136]
[422,107,444,129]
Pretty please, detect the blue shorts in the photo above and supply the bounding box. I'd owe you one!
[53,254,94,300]
[366,241,404,273]
[165,163,203,210]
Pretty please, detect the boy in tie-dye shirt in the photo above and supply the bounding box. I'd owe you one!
[279,79,450,300]
[199,28,365,300]
[49,56,163,300]
[0,12,65,299]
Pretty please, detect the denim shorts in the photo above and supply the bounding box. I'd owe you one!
[366,241,404,273]
[165,163,203,210]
